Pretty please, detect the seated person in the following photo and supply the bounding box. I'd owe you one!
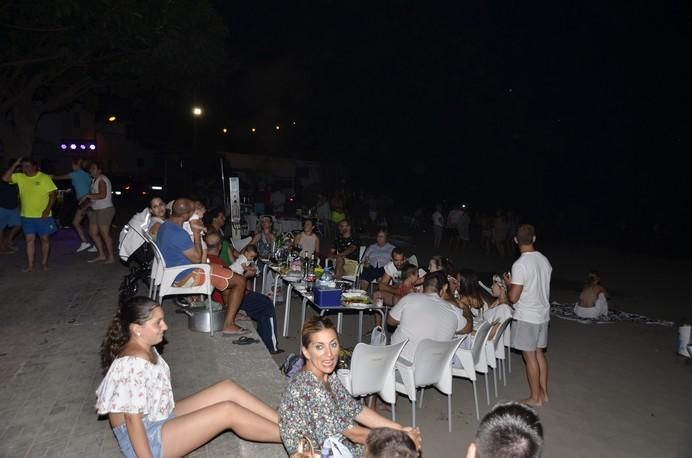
[330,219,359,278]
[484,274,514,339]
[465,401,543,458]
[146,197,167,240]
[230,244,258,276]
[387,272,468,362]
[293,217,320,257]
[278,317,421,457]
[375,263,418,305]
[206,233,282,353]
[155,199,249,336]
[456,269,492,328]
[359,229,396,289]
[427,255,453,275]
[204,207,227,237]
[574,270,609,319]
[374,247,408,306]
[365,427,418,458]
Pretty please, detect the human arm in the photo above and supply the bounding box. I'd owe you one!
[336,243,357,259]
[148,222,162,237]
[378,272,400,295]
[182,220,205,263]
[50,173,72,180]
[85,179,107,201]
[124,413,155,458]
[386,299,405,327]
[2,157,21,182]
[41,190,57,218]
[314,236,320,256]
[454,302,474,334]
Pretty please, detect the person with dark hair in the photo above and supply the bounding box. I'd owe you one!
[0,159,22,253]
[331,219,359,278]
[95,296,281,457]
[146,197,167,240]
[278,317,421,457]
[204,207,226,237]
[503,224,552,407]
[81,161,115,263]
[466,401,543,458]
[397,263,420,297]
[428,255,453,275]
[374,246,408,306]
[365,427,418,458]
[2,156,57,271]
[456,269,493,328]
[387,271,468,362]
[51,157,95,253]
[293,217,320,257]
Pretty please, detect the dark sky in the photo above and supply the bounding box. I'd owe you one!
[201,1,690,232]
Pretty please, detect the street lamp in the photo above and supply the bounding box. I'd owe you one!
[192,106,203,117]
[191,106,203,155]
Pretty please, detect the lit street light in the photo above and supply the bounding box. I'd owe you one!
[191,105,204,155]
[108,115,117,122]
[192,106,203,116]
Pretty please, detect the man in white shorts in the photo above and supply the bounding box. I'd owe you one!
[504,224,552,407]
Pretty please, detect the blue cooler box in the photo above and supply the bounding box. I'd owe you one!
[313,286,343,307]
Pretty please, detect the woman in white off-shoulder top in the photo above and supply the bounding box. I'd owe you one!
[95,296,280,458]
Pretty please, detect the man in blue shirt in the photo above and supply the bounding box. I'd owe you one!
[156,198,250,335]
[52,158,95,253]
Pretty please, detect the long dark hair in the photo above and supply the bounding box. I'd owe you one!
[457,269,492,306]
[100,296,160,373]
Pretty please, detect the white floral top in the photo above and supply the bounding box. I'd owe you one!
[95,349,175,422]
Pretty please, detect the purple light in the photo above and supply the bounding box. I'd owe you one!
[79,144,86,150]
[69,144,77,150]
[60,144,67,150]
[89,144,96,150]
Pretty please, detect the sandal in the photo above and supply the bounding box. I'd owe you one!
[232,336,260,345]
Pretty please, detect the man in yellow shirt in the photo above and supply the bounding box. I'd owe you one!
[2,157,57,271]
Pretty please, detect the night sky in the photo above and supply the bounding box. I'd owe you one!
[142,2,691,246]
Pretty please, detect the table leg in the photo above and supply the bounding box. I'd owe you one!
[300,297,308,331]
[283,283,293,337]
[272,275,280,306]
[358,311,364,343]
[337,312,343,333]
[262,264,268,293]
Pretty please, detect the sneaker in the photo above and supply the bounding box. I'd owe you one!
[76,242,92,253]
[87,246,98,253]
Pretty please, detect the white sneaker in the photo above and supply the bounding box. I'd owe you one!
[76,242,92,253]
[87,246,98,253]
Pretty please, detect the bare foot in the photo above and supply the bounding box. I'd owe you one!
[88,257,107,263]
[541,391,549,403]
[103,258,115,264]
[520,397,543,407]
[22,266,33,273]
[42,264,49,271]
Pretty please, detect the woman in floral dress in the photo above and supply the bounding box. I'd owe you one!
[278,317,421,457]
[95,296,280,457]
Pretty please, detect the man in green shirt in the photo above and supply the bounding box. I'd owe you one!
[2,157,57,271]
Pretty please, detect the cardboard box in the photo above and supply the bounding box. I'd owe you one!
[313,286,343,307]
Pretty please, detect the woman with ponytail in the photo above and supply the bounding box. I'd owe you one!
[96,296,280,458]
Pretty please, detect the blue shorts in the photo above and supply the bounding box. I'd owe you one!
[0,207,20,229]
[20,217,57,236]
[112,411,175,458]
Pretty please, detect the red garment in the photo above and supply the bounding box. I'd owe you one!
[208,254,226,303]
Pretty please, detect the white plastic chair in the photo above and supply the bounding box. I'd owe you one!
[338,340,407,419]
[406,254,418,267]
[452,321,493,420]
[485,318,512,396]
[146,233,217,336]
[342,246,367,284]
[394,338,464,432]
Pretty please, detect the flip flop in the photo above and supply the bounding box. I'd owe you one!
[232,336,259,345]
[222,328,250,337]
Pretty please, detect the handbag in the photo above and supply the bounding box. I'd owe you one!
[322,437,354,458]
[370,325,387,346]
[290,435,319,458]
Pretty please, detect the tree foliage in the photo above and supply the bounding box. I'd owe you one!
[0,0,227,156]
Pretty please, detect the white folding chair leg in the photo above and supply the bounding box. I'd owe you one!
[392,400,396,422]
[282,291,292,337]
[207,295,214,337]
[472,380,479,421]
[411,398,416,428]
[419,388,425,408]
[447,394,452,433]
[485,373,491,404]
[493,367,498,398]
[503,359,507,386]
[507,346,512,373]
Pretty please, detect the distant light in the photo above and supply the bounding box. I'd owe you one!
[222,128,228,134]
[114,191,122,196]
[89,144,96,150]
[151,185,163,190]
[251,128,256,133]
[192,106,203,116]
[60,144,67,150]
[70,144,77,150]
[461,204,467,208]
[108,116,117,122]
[124,185,131,191]
[292,121,296,126]
[275,125,280,131]
[79,144,86,150]
[141,191,147,196]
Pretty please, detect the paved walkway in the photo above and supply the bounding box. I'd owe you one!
[0,230,286,458]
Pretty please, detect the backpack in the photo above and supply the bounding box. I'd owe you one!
[280,353,304,378]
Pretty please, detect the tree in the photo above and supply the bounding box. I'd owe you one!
[0,0,227,157]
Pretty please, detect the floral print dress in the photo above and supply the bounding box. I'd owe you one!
[279,370,364,457]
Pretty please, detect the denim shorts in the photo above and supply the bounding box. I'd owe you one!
[0,207,20,228]
[20,217,57,236]
[112,411,175,458]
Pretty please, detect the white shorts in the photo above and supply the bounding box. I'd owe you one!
[511,320,548,351]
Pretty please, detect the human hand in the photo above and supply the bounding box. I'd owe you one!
[190,219,204,233]
[41,209,50,218]
[503,272,512,286]
[402,426,422,452]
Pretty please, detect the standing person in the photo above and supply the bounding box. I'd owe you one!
[0,160,22,253]
[81,161,115,263]
[457,206,471,251]
[504,224,552,407]
[52,158,95,252]
[432,204,444,249]
[2,157,57,271]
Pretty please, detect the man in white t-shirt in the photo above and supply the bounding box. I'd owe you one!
[388,271,466,362]
[375,247,407,306]
[504,224,552,407]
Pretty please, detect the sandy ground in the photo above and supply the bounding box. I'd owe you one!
[270,231,692,457]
